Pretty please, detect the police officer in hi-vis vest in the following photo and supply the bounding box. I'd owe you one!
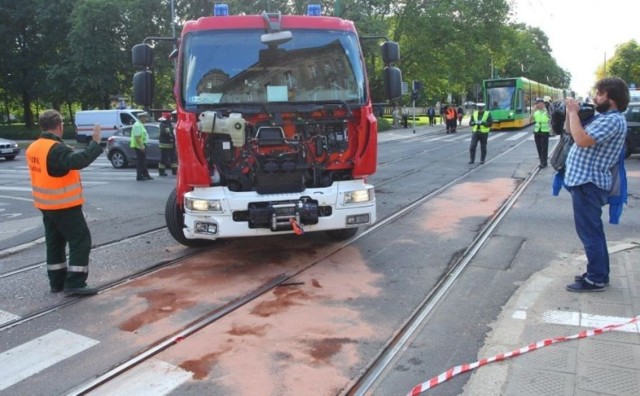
[468,103,493,164]
[26,109,103,296]
[531,97,551,168]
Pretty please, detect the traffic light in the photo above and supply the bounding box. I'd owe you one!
[411,80,422,102]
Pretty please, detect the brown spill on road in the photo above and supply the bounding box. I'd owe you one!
[111,236,325,339]
[155,245,382,395]
[108,178,519,393]
[420,178,516,236]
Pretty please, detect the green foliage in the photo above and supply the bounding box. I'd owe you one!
[0,0,609,121]
[0,124,76,141]
[607,40,640,88]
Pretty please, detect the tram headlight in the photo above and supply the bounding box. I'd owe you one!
[184,197,223,212]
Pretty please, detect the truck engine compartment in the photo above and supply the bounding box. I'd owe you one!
[199,108,356,195]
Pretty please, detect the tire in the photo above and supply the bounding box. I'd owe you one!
[165,188,214,247]
[109,150,128,169]
[326,227,359,241]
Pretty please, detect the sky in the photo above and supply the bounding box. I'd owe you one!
[511,0,640,97]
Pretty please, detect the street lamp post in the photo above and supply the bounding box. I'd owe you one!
[171,0,176,48]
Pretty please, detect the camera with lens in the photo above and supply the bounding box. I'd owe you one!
[550,101,595,135]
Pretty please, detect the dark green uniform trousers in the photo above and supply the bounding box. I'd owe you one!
[41,205,91,290]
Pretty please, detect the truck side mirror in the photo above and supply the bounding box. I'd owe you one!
[132,44,154,68]
[133,70,154,107]
[380,41,400,64]
[383,67,402,100]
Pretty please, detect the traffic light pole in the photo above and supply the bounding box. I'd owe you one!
[412,98,416,134]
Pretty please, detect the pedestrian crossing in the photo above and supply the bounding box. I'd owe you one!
[380,128,558,145]
[0,325,192,394]
[0,329,99,391]
[0,155,144,186]
[429,131,554,143]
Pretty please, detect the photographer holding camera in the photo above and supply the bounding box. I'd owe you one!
[563,77,628,293]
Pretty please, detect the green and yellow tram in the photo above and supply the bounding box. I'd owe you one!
[482,77,564,130]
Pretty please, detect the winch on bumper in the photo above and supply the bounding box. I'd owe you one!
[181,180,375,240]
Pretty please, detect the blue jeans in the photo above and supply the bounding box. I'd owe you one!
[568,183,609,285]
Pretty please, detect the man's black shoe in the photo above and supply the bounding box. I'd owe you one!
[468,161,474,164]
[145,176,154,180]
[574,272,609,285]
[136,176,147,181]
[50,287,64,293]
[64,287,99,296]
[480,161,485,164]
[566,279,604,292]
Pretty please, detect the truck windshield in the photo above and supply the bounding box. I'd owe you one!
[181,29,366,107]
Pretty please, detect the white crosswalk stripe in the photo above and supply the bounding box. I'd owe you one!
[89,359,192,395]
[0,329,99,390]
[0,310,20,326]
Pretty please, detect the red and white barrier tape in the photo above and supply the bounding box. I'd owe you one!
[407,315,640,396]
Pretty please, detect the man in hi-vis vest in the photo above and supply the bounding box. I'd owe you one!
[468,103,493,164]
[531,97,551,168]
[26,110,103,296]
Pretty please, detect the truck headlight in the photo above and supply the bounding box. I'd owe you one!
[343,188,374,204]
[184,197,223,212]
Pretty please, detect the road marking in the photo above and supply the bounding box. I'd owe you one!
[0,329,99,390]
[89,359,192,395]
[542,310,639,333]
[0,310,20,326]
[506,132,528,140]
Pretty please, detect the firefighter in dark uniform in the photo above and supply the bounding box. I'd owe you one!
[26,109,103,296]
[158,111,177,176]
[468,103,493,164]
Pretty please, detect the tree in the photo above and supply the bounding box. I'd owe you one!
[0,0,67,128]
[607,40,640,88]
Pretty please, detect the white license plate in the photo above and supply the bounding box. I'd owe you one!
[1,148,14,154]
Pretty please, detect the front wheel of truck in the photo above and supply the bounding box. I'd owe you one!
[165,189,215,247]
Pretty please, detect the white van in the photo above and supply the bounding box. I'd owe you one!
[75,109,145,144]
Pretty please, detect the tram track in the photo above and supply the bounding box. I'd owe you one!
[347,159,541,395]
[1,130,545,394]
[0,131,517,332]
[59,137,540,394]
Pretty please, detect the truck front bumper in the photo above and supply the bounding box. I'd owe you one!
[182,180,376,240]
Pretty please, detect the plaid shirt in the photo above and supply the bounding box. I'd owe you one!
[564,110,626,190]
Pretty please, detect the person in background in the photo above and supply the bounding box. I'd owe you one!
[457,104,465,126]
[468,103,492,164]
[564,77,628,292]
[445,104,457,134]
[158,111,177,176]
[402,105,409,128]
[427,105,436,126]
[131,112,153,181]
[435,101,442,125]
[531,97,551,168]
[26,110,103,296]
[391,104,400,128]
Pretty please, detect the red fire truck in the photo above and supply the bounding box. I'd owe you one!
[132,4,401,246]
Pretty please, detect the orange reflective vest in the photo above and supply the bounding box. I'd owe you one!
[26,139,84,210]
[446,108,456,120]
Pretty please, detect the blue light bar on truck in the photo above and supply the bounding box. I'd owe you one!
[213,4,229,16]
[307,4,321,16]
